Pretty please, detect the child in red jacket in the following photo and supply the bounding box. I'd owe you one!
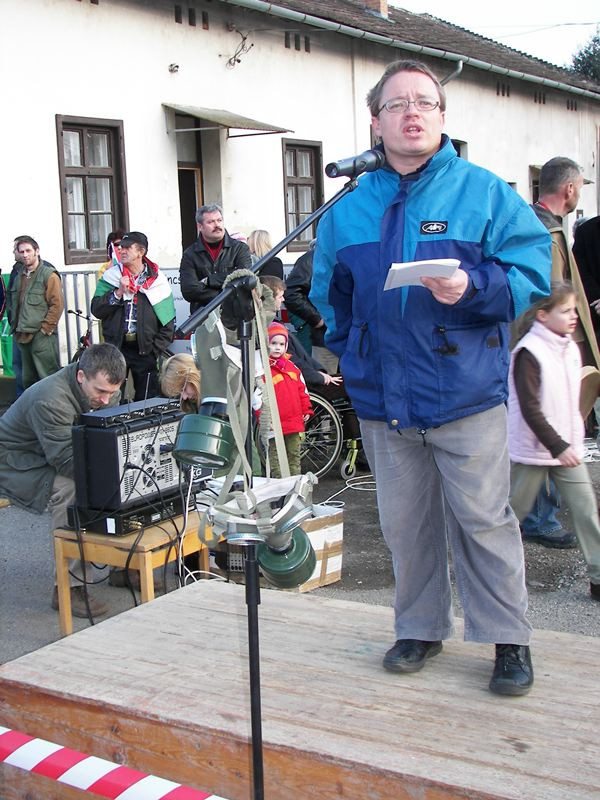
[267,321,313,476]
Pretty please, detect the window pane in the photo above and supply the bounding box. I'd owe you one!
[87,177,112,212]
[286,186,296,213]
[66,177,85,212]
[90,214,112,250]
[299,225,313,241]
[297,150,313,178]
[298,214,313,240]
[285,150,296,177]
[297,185,313,213]
[87,132,110,167]
[68,215,87,249]
[63,130,82,166]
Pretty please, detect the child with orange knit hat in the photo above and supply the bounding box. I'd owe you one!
[266,321,313,476]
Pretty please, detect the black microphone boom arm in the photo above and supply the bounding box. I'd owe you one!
[175,176,359,339]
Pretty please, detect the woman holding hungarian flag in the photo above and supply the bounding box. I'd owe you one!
[91,231,175,400]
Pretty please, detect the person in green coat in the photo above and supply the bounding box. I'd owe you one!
[6,236,64,388]
[0,343,126,618]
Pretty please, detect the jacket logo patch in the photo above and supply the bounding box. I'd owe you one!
[421,221,448,234]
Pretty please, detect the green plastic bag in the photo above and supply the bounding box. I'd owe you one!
[0,317,14,377]
[1,274,13,378]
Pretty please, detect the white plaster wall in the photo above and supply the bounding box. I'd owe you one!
[1,0,599,275]
[442,66,599,210]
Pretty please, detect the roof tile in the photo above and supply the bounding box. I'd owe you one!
[259,0,600,96]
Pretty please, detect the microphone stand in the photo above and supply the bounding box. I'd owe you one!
[177,175,359,800]
[238,311,265,798]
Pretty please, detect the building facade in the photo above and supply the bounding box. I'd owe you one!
[2,0,599,280]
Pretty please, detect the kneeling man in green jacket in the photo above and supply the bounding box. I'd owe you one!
[0,343,126,618]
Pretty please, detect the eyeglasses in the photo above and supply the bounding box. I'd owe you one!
[378,97,440,115]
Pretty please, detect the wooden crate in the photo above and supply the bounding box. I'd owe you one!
[296,504,343,592]
[211,504,343,593]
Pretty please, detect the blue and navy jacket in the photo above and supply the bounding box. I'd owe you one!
[311,136,551,429]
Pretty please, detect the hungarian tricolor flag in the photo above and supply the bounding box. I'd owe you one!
[94,256,175,326]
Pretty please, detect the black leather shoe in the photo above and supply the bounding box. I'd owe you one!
[591,583,600,601]
[489,644,534,696]
[383,639,442,673]
[521,529,577,549]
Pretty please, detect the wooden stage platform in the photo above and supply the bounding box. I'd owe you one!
[0,581,598,800]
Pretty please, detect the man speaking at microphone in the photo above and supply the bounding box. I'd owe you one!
[311,60,551,695]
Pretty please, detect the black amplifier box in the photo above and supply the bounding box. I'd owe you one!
[72,407,188,512]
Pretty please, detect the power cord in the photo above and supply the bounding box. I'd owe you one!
[321,473,376,507]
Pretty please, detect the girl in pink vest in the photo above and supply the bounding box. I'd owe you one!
[508,281,600,602]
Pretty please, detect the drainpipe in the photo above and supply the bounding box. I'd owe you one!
[440,59,463,86]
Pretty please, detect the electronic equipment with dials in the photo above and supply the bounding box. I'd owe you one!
[70,398,210,531]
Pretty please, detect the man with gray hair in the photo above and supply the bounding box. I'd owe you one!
[180,203,252,314]
[532,158,598,367]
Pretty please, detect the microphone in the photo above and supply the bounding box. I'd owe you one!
[325,148,385,179]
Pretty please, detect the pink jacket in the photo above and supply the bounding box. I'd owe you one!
[508,320,583,465]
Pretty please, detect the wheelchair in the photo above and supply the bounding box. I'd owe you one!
[300,390,363,479]
[255,391,364,480]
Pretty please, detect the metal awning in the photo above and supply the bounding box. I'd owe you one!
[163,103,292,138]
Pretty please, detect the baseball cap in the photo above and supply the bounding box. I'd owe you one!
[120,231,148,250]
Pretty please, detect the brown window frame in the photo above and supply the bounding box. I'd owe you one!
[56,115,129,265]
[529,166,541,205]
[282,138,323,252]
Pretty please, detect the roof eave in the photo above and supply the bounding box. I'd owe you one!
[217,0,600,101]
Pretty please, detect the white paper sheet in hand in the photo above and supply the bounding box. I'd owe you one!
[384,258,461,290]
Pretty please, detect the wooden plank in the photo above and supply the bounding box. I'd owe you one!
[1,582,599,800]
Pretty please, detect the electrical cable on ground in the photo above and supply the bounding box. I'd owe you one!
[322,473,376,507]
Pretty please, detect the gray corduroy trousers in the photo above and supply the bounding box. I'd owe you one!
[360,405,531,645]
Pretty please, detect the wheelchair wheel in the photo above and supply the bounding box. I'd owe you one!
[340,459,357,480]
[301,394,343,478]
[254,393,344,479]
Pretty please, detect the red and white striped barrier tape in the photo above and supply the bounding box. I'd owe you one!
[0,727,229,799]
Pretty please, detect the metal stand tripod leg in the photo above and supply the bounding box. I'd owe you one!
[244,543,264,800]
